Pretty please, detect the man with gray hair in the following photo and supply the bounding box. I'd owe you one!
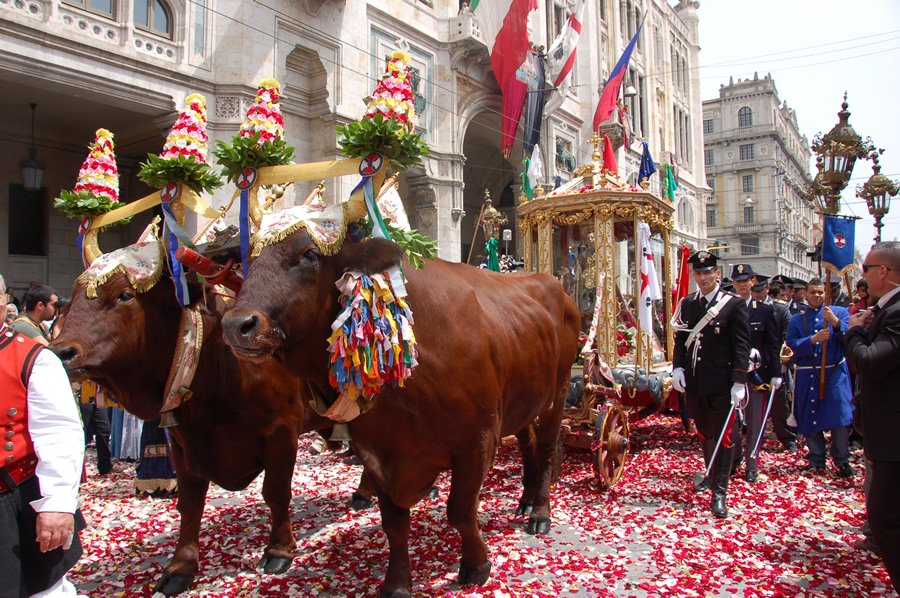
[0,274,87,596]
[846,241,900,591]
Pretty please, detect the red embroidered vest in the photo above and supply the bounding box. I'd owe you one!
[0,326,42,478]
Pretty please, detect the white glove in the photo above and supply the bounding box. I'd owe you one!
[770,377,783,390]
[671,368,686,393]
[730,383,746,407]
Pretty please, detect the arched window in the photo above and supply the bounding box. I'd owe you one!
[134,0,172,38]
[738,106,753,128]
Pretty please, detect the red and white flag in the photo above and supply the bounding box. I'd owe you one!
[544,0,585,114]
[472,0,538,154]
[638,222,661,339]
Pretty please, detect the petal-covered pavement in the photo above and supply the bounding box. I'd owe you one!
[70,414,893,596]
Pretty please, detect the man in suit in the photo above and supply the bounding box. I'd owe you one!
[845,241,900,591]
[786,278,854,477]
[730,267,781,483]
[671,251,751,518]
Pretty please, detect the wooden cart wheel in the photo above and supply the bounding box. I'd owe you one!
[593,404,630,489]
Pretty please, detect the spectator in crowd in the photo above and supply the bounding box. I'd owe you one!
[0,274,86,596]
[849,279,870,314]
[787,278,854,477]
[11,284,58,346]
[5,302,17,325]
[79,380,113,476]
[845,241,900,591]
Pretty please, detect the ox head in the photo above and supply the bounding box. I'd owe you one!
[50,233,198,419]
[222,228,402,377]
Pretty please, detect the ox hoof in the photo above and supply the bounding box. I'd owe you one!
[258,554,293,574]
[379,588,412,598]
[514,501,533,518]
[458,560,492,586]
[426,486,439,501]
[154,572,194,596]
[525,516,551,535]
[351,493,376,511]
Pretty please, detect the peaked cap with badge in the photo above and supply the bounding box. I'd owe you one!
[688,250,718,272]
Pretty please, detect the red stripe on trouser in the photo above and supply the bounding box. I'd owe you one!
[721,410,737,449]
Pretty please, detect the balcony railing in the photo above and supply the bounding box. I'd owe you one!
[734,223,762,233]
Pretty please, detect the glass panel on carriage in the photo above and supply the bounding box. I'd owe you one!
[612,220,667,368]
[552,222,597,332]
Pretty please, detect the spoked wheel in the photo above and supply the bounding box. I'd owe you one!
[593,403,630,490]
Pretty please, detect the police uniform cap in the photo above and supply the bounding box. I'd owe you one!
[731,263,755,281]
[771,274,793,285]
[751,274,770,292]
[792,278,808,290]
[688,250,718,271]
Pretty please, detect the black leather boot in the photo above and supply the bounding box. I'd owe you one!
[710,446,732,519]
[694,438,715,492]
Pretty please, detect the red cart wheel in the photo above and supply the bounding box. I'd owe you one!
[593,403,630,490]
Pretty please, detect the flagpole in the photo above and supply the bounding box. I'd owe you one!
[466,193,488,266]
[633,211,642,372]
[819,269,831,401]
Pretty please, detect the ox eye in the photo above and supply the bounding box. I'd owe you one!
[117,291,135,303]
[293,249,319,267]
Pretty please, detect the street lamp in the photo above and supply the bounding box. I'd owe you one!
[19,103,45,191]
[809,93,874,215]
[857,150,899,243]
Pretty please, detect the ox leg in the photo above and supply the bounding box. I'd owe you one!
[377,493,413,597]
[525,385,567,536]
[155,458,208,596]
[447,455,493,587]
[351,467,377,511]
[259,428,298,574]
[514,427,538,518]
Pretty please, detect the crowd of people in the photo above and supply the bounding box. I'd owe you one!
[1,275,178,597]
[671,243,900,591]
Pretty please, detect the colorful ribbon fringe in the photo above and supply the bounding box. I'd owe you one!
[327,270,417,401]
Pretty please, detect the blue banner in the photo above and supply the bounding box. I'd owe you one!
[822,214,856,275]
[639,140,657,183]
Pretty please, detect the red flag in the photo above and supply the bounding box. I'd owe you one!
[472,0,538,153]
[673,245,690,305]
[592,18,644,132]
[602,134,618,175]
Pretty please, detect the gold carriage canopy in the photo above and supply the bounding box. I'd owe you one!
[516,157,675,373]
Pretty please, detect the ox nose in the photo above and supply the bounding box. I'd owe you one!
[50,343,79,366]
[238,313,259,337]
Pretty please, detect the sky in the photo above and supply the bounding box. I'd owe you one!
[694,0,900,258]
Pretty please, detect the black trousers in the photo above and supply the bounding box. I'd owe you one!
[770,380,797,445]
[80,402,112,475]
[0,475,85,597]
[868,459,900,592]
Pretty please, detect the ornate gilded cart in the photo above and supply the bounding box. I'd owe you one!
[516,138,676,489]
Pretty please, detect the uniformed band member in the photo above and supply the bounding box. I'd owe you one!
[730,265,781,483]
[759,276,799,452]
[786,278,854,477]
[788,279,808,315]
[671,251,751,518]
[0,274,86,596]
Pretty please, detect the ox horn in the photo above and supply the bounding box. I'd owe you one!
[82,228,103,265]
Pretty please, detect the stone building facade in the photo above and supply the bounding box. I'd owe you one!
[702,73,818,282]
[1,0,708,294]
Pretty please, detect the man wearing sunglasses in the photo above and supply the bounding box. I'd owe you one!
[846,241,900,592]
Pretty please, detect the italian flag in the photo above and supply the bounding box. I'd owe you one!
[472,0,538,154]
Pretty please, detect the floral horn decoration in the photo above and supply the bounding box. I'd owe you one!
[336,48,428,171]
[138,93,222,194]
[55,128,121,220]
[214,77,296,184]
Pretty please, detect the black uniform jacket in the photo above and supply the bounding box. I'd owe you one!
[746,299,780,381]
[673,288,751,396]
[845,292,900,461]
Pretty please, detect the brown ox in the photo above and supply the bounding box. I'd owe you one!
[222,232,580,596]
[51,273,372,596]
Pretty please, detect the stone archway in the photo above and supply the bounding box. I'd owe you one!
[460,108,517,265]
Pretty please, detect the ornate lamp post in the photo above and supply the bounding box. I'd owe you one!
[857,151,899,243]
[809,94,874,215]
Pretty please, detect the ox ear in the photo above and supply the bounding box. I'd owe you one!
[341,237,404,275]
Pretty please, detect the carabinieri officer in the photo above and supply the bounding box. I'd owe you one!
[671,251,751,518]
